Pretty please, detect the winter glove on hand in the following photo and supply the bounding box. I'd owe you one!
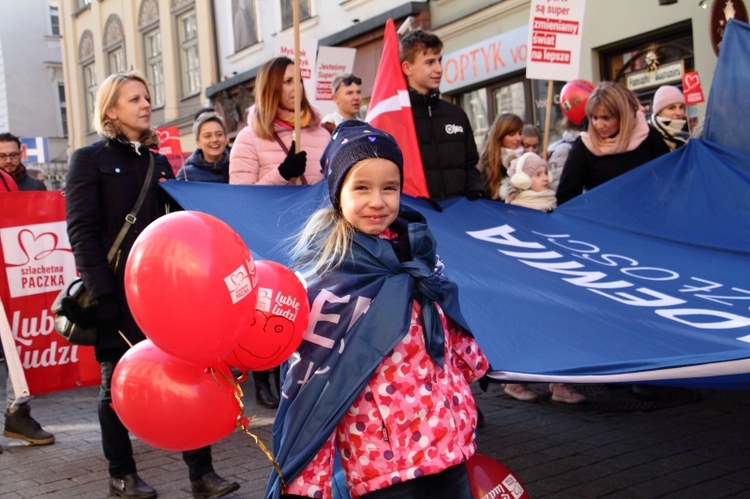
[60,295,96,328]
[278,141,307,180]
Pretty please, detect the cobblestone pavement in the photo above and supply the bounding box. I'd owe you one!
[1,370,749,498]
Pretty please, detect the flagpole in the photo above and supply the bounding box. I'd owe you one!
[543,80,553,160]
[292,0,302,185]
[292,0,301,151]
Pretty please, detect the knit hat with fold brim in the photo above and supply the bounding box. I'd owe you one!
[652,85,685,117]
[321,120,404,210]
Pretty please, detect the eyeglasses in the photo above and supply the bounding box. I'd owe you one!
[333,76,362,92]
[0,152,20,161]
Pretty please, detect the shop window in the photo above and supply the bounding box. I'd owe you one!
[460,90,489,151]
[599,22,694,109]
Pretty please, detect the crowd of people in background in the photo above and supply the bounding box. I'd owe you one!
[1,24,694,499]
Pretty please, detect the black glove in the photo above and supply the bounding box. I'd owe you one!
[466,191,485,201]
[59,295,96,328]
[417,196,443,213]
[93,293,120,334]
[278,141,307,180]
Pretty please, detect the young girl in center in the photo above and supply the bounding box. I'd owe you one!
[266,120,489,499]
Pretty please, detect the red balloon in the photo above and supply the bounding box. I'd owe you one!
[559,79,596,125]
[111,340,240,452]
[125,211,258,366]
[225,260,308,372]
[467,453,529,499]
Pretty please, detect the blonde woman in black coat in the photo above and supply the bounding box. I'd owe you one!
[66,71,239,499]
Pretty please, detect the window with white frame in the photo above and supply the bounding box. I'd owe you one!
[83,63,97,132]
[49,0,60,37]
[58,83,68,137]
[104,14,126,76]
[177,9,200,96]
[108,48,126,75]
[280,0,310,30]
[145,29,165,107]
[233,0,258,51]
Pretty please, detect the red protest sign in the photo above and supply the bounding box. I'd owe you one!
[682,71,705,106]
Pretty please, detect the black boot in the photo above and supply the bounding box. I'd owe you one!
[109,472,157,498]
[256,382,279,409]
[4,404,55,445]
[190,471,240,498]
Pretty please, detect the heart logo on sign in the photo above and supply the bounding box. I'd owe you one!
[683,73,700,92]
[156,129,171,143]
[15,229,71,265]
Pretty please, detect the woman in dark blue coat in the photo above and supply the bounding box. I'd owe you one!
[176,111,230,182]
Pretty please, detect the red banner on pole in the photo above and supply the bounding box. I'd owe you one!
[0,191,100,395]
[682,71,705,106]
[156,126,184,176]
[365,19,428,198]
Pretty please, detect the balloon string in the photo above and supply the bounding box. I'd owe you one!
[210,367,286,489]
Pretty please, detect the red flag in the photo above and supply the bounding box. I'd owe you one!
[366,19,428,198]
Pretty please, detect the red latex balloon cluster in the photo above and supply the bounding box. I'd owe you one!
[467,453,529,499]
[113,211,309,451]
[226,260,309,372]
[559,79,596,125]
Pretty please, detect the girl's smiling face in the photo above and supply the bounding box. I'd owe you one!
[339,158,401,235]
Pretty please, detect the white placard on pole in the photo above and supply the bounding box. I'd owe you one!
[314,46,357,117]
[525,0,586,82]
[275,32,319,110]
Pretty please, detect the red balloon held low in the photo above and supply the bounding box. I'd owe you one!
[559,79,596,125]
[125,211,258,367]
[225,260,309,372]
[111,340,241,452]
[467,453,529,499]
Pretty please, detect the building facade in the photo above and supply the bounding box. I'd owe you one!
[433,0,724,148]
[58,1,738,162]
[0,0,68,186]
[205,0,728,150]
[59,0,218,153]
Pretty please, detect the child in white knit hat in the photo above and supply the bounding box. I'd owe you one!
[505,152,557,212]
[502,152,586,404]
[649,85,688,151]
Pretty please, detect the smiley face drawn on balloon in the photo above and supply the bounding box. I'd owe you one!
[224,260,309,373]
[226,310,300,372]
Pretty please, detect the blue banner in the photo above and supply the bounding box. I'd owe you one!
[161,137,750,390]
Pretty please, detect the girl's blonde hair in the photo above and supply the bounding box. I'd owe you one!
[94,71,159,146]
[477,113,524,200]
[585,81,640,153]
[252,56,320,141]
[291,208,354,278]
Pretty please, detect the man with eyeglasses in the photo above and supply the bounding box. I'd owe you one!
[321,74,363,133]
[0,132,54,454]
[0,133,46,191]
